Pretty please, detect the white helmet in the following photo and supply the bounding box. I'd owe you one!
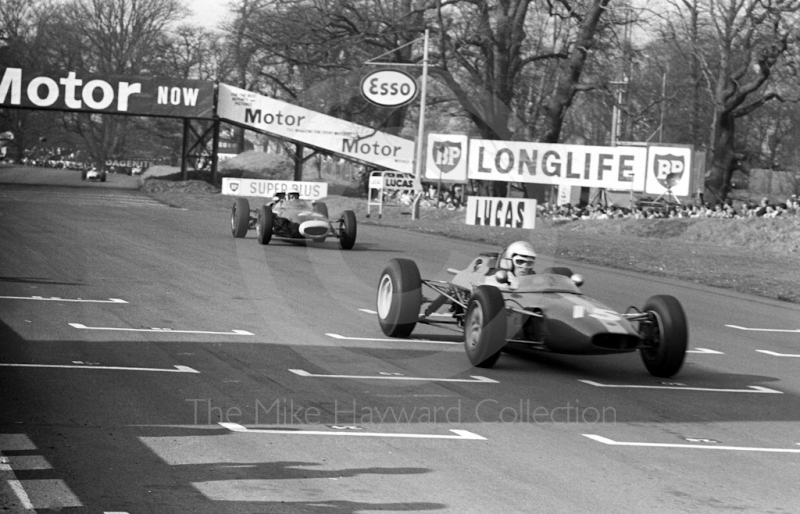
[502,240,537,276]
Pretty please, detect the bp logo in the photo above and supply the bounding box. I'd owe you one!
[229,180,240,192]
[653,154,685,188]
[432,141,463,174]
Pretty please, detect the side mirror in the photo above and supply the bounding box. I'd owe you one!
[571,274,584,287]
[498,257,513,271]
[495,270,509,284]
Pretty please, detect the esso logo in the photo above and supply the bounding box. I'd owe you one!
[360,70,418,108]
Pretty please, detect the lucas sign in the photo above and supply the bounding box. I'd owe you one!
[468,140,647,190]
[466,196,537,229]
[360,69,418,108]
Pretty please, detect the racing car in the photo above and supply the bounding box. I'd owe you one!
[376,253,688,377]
[82,167,106,182]
[230,192,357,249]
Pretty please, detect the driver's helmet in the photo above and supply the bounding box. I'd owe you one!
[287,192,300,201]
[501,240,537,276]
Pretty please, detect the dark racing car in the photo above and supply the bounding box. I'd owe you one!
[376,243,688,377]
[230,192,357,249]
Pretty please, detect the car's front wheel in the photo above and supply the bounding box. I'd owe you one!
[464,286,507,368]
[256,205,273,245]
[339,210,357,250]
[231,198,250,238]
[639,295,688,377]
[377,258,421,337]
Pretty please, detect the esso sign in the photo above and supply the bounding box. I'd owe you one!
[360,69,418,108]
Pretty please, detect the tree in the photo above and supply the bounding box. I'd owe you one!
[696,0,798,199]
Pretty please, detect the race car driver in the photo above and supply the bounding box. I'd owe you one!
[500,240,537,276]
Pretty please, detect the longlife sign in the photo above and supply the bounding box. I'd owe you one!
[217,84,415,174]
[466,196,537,229]
[221,178,328,200]
[0,67,214,119]
[468,140,647,190]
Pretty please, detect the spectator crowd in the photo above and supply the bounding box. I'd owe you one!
[541,194,799,220]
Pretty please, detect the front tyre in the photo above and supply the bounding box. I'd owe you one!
[339,210,357,250]
[639,295,688,377]
[376,258,421,337]
[231,198,250,238]
[256,205,273,245]
[464,286,507,368]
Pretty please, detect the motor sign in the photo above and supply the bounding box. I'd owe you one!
[360,70,418,108]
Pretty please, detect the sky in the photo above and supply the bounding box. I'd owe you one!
[184,0,231,30]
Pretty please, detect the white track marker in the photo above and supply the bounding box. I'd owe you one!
[726,324,800,333]
[578,380,781,394]
[0,295,127,303]
[359,309,377,314]
[757,350,800,358]
[584,434,800,453]
[219,422,485,440]
[69,323,253,336]
[289,369,497,383]
[0,363,199,373]
[7,480,35,510]
[326,333,459,345]
[687,348,724,354]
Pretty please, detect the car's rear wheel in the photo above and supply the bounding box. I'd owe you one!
[639,295,688,377]
[231,198,250,238]
[377,258,421,338]
[256,205,273,245]
[339,210,357,250]
[542,267,573,277]
[314,201,329,218]
[464,285,507,368]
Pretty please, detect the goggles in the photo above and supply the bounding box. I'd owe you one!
[512,255,535,268]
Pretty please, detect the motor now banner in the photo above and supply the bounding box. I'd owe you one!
[0,67,214,119]
[425,133,468,182]
[466,196,537,229]
[468,140,647,190]
[221,178,328,200]
[217,84,415,174]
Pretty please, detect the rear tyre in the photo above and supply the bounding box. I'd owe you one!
[256,205,273,245]
[464,286,507,368]
[376,258,422,337]
[314,201,329,218]
[231,198,250,238]
[639,295,688,377]
[542,267,573,277]
[339,210,357,250]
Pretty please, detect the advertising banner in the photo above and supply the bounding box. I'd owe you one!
[644,145,693,196]
[221,178,328,200]
[217,84,415,174]
[467,140,647,190]
[0,67,214,119]
[466,196,537,229]
[425,133,468,182]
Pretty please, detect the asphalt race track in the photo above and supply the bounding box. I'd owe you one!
[2,168,800,513]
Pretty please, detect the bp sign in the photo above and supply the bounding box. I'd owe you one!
[360,69,418,108]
